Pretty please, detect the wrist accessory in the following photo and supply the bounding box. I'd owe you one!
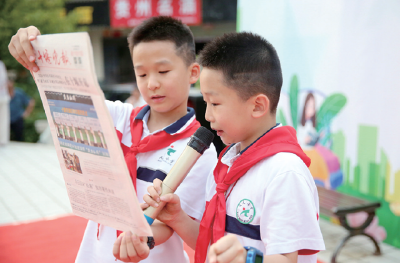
[147,236,155,250]
[244,246,263,263]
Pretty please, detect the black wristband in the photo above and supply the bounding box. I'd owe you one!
[147,236,155,250]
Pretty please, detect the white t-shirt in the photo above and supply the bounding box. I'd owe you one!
[76,101,217,263]
[205,140,325,263]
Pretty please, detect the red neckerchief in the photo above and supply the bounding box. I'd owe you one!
[194,126,311,263]
[123,105,200,190]
[97,105,201,239]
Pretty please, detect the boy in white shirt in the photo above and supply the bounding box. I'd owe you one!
[116,32,325,263]
[8,17,217,263]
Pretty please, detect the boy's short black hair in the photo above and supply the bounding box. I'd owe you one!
[128,16,196,66]
[198,32,283,113]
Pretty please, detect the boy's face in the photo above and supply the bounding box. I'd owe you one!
[132,41,198,115]
[200,68,255,147]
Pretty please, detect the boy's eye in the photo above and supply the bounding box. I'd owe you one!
[139,74,146,77]
[159,71,170,74]
[204,101,218,106]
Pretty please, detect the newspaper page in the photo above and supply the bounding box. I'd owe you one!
[30,32,152,237]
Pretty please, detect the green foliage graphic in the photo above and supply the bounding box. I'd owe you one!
[277,108,287,126]
[316,94,347,132]
[289,75,299,130]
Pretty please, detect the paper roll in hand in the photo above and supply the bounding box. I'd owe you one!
[144,126,214,225]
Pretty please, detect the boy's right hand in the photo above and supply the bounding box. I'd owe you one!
[8,26,41,72]
[113,231,149,262]
[144,179,184,227]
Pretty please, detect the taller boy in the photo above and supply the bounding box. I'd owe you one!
[8,17,217,263]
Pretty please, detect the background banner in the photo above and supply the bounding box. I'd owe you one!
[110,0,202,27]
[238,0,400,248]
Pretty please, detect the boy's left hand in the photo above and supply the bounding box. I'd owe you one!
[208,234,247,263]
[113,231,150,262]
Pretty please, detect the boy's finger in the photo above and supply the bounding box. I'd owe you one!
[17,28,39,71]
[214,235,239,254]
[27,26,41,40]
[208,245,218,263]
[120,233,130,261]
[140,202,150,210]
[11,34,31,70]
[143,193,160,208]
[215,244,245,263]
[147,185,160,202]
[8,44,30,70]
[160,193,179,204]
[130,235,150,259]
[20,27,39,60]
[153,179,162,195]
[125,232,139,260]
[112,233,123,259]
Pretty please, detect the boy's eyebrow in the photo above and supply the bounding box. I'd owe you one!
[201,91,217,96]
[134,59,172,70]
[155,59,172,65]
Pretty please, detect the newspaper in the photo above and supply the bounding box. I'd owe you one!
[30,32,152,237]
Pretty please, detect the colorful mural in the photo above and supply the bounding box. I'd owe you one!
[238,0,400,248]
[278,75,346,190]
[277,74,400,246]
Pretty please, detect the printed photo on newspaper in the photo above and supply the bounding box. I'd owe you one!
[30,32,152,237]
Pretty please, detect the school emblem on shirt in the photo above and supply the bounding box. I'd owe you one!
[167,147,176,156]
[158,145,176,165]
[236,199,256,224]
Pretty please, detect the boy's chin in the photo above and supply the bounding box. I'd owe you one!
[220,137,234,146]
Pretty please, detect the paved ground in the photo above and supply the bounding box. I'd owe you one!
[1,141,399,263]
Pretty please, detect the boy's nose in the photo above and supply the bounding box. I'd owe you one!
[147,77,160,90]
[204,105,214,122]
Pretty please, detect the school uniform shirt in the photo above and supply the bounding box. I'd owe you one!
[205,141,325,263]
[76,101,217,263]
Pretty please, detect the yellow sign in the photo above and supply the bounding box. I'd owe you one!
[75,6,94,24]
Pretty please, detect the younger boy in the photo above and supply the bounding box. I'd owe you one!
[120,32,325,263]
[8,17,217,263]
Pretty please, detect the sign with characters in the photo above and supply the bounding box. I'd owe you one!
[110,0,202,27]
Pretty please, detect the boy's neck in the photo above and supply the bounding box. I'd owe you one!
[239,116,277,152]
[147,103,188,133]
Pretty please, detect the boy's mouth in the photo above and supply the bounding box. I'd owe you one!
[150,95,165,102]
[212,128,223,136]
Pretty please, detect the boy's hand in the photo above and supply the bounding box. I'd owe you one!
[208,234,247,263]
[144,179,184,227]
[113,231,150,262]
[8,26,41,72]
[140,202,150,211]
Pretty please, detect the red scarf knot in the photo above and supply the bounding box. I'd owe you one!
[129,146,140,152]
[216,183,230,193]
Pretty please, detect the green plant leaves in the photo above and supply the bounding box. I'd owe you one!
[316,93,347,132]
[289,75,299,130]
[277,108,287,126]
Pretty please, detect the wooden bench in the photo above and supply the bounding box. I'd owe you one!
[317,186,382,263]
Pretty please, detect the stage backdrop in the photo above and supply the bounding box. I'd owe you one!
[238,0,400,248]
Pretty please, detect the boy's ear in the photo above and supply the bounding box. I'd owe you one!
[251,94,270,118]
[189,62,201,84]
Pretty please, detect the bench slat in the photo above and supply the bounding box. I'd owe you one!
[317,186,374,216]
